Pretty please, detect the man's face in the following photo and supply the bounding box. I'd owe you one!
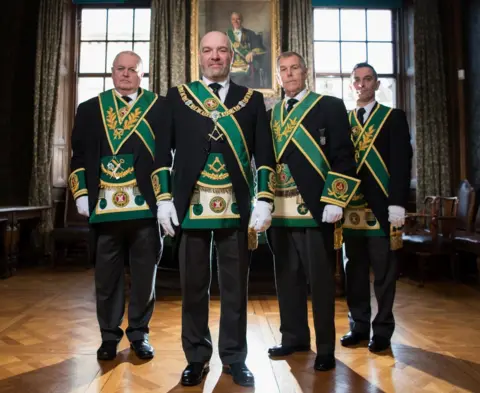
[111,53,143,94]
[199,32,232,81]
[351,66,380,103]
[231,13,242,30]
[277,55,307,95]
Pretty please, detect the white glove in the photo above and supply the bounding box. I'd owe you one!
[322,204,343,223]
[157,200,179,237]
[388,205,405,228]
[75,196,89,217]
[249,201,273,232]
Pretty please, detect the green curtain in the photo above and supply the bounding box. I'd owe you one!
[414,0,452,208]
[28,0,65,232]
[150,0,189,95]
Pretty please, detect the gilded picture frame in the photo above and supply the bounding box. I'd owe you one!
[190,0,281,97]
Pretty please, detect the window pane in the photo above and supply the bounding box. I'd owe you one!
[105,78,114,92]
[107,9,134,40]
[141,77,149,90]
[314,42,340,73]
[313,8,339,41]
[315,77,342,99]
[377,77,396,108]
[133,42,150,72]
[79,42,106,73]
[340,9,366,41]
[367,43,394,74]
[77,77,104,104]
[341,42,366,73]
[81,9,107,40]
[367,10,392,42]
[107,42,134,72]
[342,78,357,111]
[134,9,151,40]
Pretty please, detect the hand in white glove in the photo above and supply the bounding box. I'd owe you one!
[322,204,343,223]
[75,195,89,217]
[388,205,405,228]
[249,201,273,232]
[157,200,179,237]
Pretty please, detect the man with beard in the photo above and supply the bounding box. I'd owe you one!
[69,51,162,361]
[152,31,275,387]
[340,62,412,353]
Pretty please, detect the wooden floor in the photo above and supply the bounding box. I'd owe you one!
[1,269,480,393]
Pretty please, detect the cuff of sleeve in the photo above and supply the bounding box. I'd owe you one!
[256,166,275,201]
[69,168,88,200]
[151,167,172,201]
[320,171,361,208]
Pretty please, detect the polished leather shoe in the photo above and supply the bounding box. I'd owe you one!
[224,362,255,387]
[340,331,370,347]
[314,354,336,371]
[130,339,154,359]
[368,336,391,353]
[97,341,118,360]
[181,362,209,386]
[268,344,310,357]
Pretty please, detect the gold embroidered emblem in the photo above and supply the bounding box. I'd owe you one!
[201,156,229,181]
[350,212,360,225]
[209,196,226,213]
[327,178,349,201]
[268,172,276,193]
[204,98,219,110]
[357,125,375,153]
[112,191,129,208]
[152,175,161,196]
[69,174,79,193]
[273,118,298,142]
[232,42,240,49]
[106,107,142,140]
[351,126,361,137]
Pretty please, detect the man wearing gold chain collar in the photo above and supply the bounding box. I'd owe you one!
[340,63,412,353]
[266,52,360,371]
[152,31,275,387]
[69,51,163,362]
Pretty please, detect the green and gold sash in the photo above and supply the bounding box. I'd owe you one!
[181,81,253,191]
[99,89,157,158]
[271,91,330,181]
[349,104,392,197]
[227,29,250,61]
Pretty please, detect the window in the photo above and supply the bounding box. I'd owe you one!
[313,8,397,110]
[77,7,151,105]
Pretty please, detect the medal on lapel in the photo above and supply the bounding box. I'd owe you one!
[319,128,326,146]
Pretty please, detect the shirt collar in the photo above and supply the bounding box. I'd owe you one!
[202,76,229,90]
[115,90,138,103]
[285,88,308,103]
[356,100,376,114]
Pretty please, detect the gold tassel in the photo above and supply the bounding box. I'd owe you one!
[248,227,258,250]
[390,224,403,251]
[334,221,343,250]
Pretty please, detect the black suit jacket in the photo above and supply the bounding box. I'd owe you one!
[155,81,275,228]
[70,91,165,216]
[353,104,413,234]
[269,95,358,225]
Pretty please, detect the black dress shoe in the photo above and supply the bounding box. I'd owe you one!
[97,341,118,360]
[268,344,310,357]
[181,362,209,386]
[223,362,255,387]
[340,331,370,347]
[314,354,336,371]
[368,336,391,353]
[130,339,154,359]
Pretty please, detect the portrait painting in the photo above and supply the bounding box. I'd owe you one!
[190,0,280,97]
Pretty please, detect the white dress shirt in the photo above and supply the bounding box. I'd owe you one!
[284,88,308,110]
[356,100,377,124]
[203,76,230,104]
[115,90,138,107]
[233,29,242,42]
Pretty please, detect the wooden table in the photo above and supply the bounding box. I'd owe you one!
[0,206,50,278]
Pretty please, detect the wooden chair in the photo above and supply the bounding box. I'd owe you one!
[403,196,458,286]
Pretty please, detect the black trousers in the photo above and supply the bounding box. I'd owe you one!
[268,226,336,355]
[178,229,250,365]
[95,219,159,342]
[344,236,397,339]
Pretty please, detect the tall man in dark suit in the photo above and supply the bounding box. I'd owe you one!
[153,31,275,387]
[69,51,162,361]
[266,51,360,371]
[340,62,412,353]
[227,12,266,88]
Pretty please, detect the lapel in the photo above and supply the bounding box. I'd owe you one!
[224,81,245,109]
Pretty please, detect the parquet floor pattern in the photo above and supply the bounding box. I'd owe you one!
[0,268,480,392]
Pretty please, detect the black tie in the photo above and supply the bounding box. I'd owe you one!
[209,83,222,99]
[122,95,132,103]
[286,98,298,113]
[357,107,366,126]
